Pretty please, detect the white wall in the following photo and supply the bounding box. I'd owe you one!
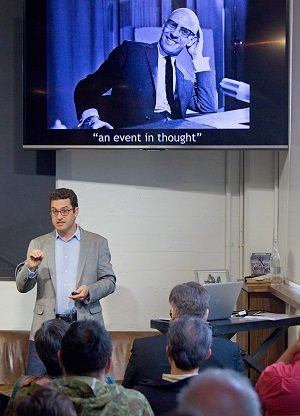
[57,150,229,329]
[286,0,300,282]
[52,149,279,330]
[1,148,281,331]
[243,151,279,274]
[0,283,36,330]
[2,1,300,332]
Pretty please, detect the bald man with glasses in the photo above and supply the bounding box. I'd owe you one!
[75,8,218,129]
[16,188,116,376]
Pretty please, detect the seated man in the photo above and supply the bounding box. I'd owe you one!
[75,8,217,129]
[256,338,300,415]
[123,281,244,388]
[177,368,261,416]
[5,319,70,416]
[134,315,212,415]
[49,320,154,415]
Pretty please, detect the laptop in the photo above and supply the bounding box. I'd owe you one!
[204,281,243,320]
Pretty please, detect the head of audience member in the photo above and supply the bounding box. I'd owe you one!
[34,318,70,377]
[169,281,210,321]
[166,316,212,373]
[14,385,77,416]
[160,8,200,57]
[58,320,112,378]
[177,368,261,416]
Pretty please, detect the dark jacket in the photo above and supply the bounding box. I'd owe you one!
[134,377,193,415]
[122,334,244,388]
[74,40,217,128]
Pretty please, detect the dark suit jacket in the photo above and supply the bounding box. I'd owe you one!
[122,334,245,388]
[74,40,217,128]
[134,377,192,416]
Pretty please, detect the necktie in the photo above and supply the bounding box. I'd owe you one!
[165,56,180,118]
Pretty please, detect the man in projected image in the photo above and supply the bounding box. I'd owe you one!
[16,188,116,376]
[74,8,217,129]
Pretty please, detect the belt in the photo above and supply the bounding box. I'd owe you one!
[55,311,77,322]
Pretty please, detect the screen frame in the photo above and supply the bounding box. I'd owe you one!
[23,0,290,150]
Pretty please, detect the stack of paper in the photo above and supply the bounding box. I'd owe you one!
[246,275,271,284]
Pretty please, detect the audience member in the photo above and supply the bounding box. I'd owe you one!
[177,368,261,416]
[4,319,69,416]
[164,411,201,416]
[256,338,300,415]
[134,316,212,415]
[123,281,244,388]
[11,319,69,396]
[13,386,77,416]
[0,393,9,416]
[49,320,154,415]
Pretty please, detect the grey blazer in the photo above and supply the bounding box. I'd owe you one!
[16,226,116,340]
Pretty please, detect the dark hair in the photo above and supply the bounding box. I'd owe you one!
[34,319,70,377]
[49,188,78,209]
[169,282,210,318]
[167,316,212,371]
[14,386,77,416]
[60,320,112,375]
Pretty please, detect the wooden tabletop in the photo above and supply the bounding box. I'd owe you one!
[0,384,12,396]
[269,283,300,310]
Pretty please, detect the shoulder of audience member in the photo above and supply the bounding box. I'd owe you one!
[113,384,154,414]
[4,382,43,416]
[48,378,154,414]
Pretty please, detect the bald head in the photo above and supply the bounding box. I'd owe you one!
[159,8,200,57]
[178,369,261,416]
[169,8,200,35]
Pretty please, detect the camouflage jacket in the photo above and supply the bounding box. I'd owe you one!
[48,376,154,415]
[4,381,46,416]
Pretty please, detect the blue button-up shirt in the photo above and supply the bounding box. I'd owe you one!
[55,227,80,315]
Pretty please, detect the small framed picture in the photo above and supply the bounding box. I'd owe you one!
[250,253,271,276]
[194,269,230,284]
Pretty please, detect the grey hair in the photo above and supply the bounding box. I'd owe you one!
[169,282,209,318]
[177,368,261,416]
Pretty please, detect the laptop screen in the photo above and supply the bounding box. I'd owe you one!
[204,281,243,320]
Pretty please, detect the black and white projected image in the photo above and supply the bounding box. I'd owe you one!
[24,0,288,148]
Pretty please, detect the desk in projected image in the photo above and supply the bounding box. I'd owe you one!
[187,107,249,129]
[126,108,249,129]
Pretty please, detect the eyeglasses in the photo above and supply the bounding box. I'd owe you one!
[165,19,195,38]
[49,208,74,217]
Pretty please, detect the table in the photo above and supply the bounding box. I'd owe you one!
[125,108,249,130]
[151,313,300,374]
[187,107,249,129]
